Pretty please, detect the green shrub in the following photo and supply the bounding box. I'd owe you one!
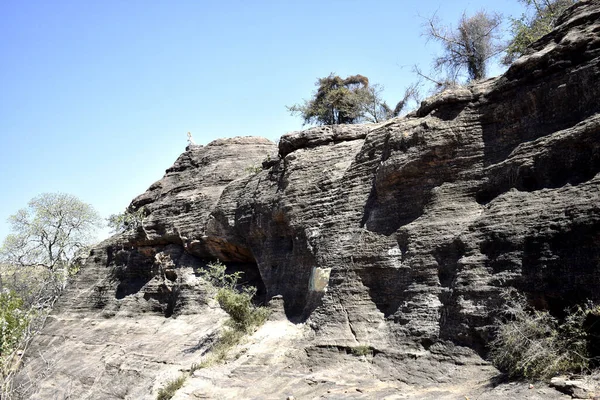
[1,265,68,395]
[216,287,269,333]
[350,345,372,357]
[194,260,269,369]
[198,261,268,333]
[0,290,30,362]
[489,289,597,380]
[197,261,242,290]
[156,374,186,400]
[244,165,262,174]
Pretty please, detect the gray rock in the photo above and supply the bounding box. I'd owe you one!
[13,2,600,399]
[550,376,598,399]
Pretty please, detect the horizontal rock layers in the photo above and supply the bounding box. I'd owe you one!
[15,2,600,398]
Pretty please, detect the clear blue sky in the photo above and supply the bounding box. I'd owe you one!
[0,0,525,242]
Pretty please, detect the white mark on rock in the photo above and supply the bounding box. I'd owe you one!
[387,247,402,256]
[310,267,331,292]
[306,227,320,239]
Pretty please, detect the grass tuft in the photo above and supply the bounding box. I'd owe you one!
[156,374,186,400]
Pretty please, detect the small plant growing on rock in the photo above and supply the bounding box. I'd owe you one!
[350,345,372,357]
[106,207,146,233]
[196,261,269,366]
[244,164,262,174]
[198,260,242,290]
[198,261,269,331]
[156,374,186,400]
[489,289,599,380]
[216,285,269,333]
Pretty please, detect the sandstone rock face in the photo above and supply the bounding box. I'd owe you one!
[14,2,600,398]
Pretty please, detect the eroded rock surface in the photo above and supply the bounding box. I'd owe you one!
[14,2,600,399]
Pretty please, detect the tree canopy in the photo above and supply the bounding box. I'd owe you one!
[287,74,414,126]
[0,193,101,271]
[287,74,372,125]
[289,3,577,125]
[504,0,577,64]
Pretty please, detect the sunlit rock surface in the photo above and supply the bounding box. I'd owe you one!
[14,2,600,398]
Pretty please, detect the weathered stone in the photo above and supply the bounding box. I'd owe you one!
[550,376,597,399]
[13,2,600,399]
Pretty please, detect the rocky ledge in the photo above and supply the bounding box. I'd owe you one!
[14,2,600,399]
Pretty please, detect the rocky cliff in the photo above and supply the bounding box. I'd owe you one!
[14,2,600,399]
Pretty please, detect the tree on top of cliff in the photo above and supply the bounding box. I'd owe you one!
[362,82,422,123]
[425,10,503,84]
[503,0,577,65]
[287,73,372,125]
[0,193,101,271]
[287,74,409,125]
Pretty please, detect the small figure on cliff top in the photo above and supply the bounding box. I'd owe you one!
[187,131,196,146]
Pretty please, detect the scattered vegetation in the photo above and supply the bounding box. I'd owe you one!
[0,263,77,396]
[156,374,187,400]
[0,4,589,399]
[0,290,30,359]
[153,259,265,400]
[504,0,577,65]
[0,263,82,395]
[196,328,245,369]
[288,2,579,122]
[0,193,100,396]
[244,165,262,174]
[489,289,600,380]
[153,262,269,399]
[195,261,269,366]
[106,207,146,233]
[350,345,372,357]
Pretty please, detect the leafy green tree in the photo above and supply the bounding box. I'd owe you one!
[0,193,101,271]
[289,74,420,125]
[288,74,374,125]
[0,194,99,394]
[425,11,503,83]
[503,0,577,64]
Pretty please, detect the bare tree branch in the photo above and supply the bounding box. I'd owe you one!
[424,10,504,83]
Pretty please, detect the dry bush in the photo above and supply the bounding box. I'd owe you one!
[489,289,599,380]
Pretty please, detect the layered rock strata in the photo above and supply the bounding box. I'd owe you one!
[14,2,600,398]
